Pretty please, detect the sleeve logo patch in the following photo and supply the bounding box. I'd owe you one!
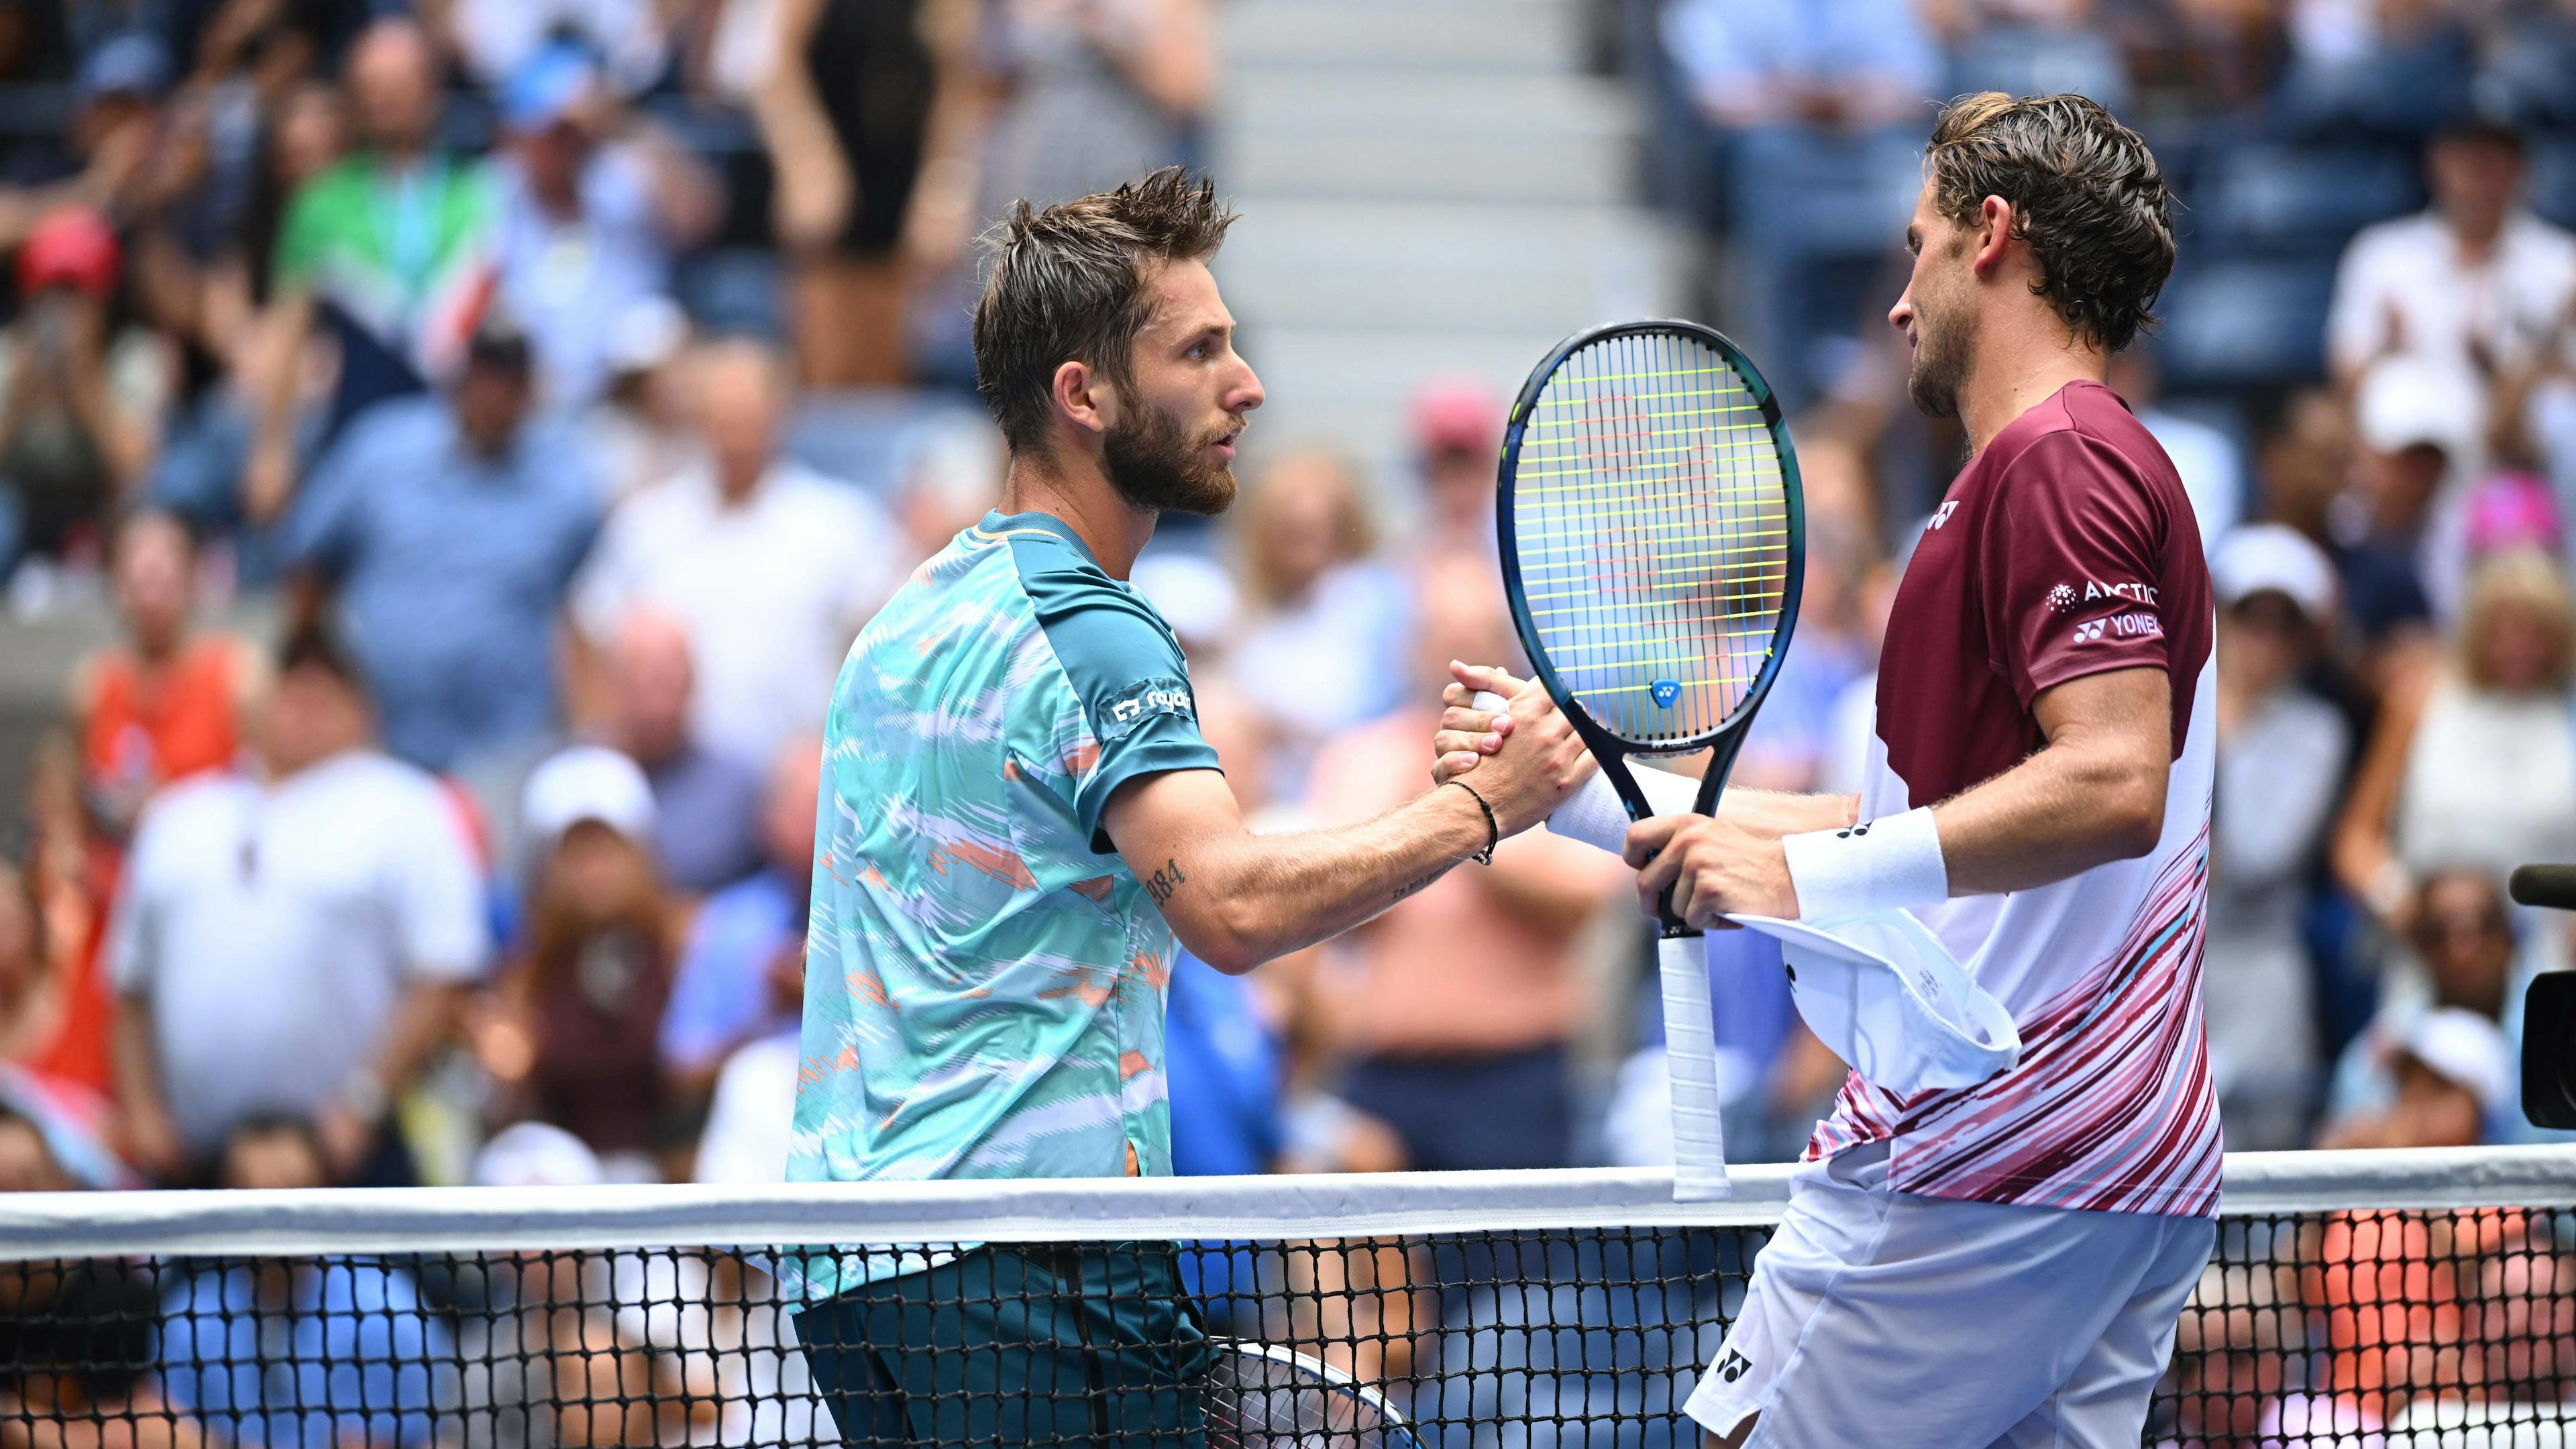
[1106,680,1195,731]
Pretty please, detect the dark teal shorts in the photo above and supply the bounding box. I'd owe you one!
[791,1242,1212,1449]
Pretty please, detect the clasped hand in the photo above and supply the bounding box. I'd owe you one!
[1432,661,1799,928]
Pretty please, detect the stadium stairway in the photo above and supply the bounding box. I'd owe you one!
[1210,0,1686,496]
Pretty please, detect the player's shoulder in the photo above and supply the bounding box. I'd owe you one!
[986,514,1183,657]
[1988,382,2178,499]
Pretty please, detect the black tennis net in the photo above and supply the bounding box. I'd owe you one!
[3,1150,2574,1448]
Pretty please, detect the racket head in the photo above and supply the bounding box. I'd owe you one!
[1201,1338,1421,1449]
[1496,319,1805,761]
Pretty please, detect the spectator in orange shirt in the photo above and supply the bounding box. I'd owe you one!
[72,511,254,843]
[41,510,252,1097]
[1305,556,1627,1171]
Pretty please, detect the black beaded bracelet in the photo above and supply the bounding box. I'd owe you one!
[1444,779,1499,865]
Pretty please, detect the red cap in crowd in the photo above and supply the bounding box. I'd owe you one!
[1410,376,1503,457]
[17,207,120,299]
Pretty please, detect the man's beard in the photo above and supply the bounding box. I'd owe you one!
[1904,295,1975,421]
[1103,398,1237,517]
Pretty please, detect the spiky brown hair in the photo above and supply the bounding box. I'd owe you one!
[971,167,1240,453]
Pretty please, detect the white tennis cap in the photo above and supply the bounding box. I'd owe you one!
[523,744,657,845]
[2396,1006,2514,1111]
[2356,356,2479,458]
[1734,910,2020,1097]
[472,1120,604,1188]
[2212,523,2337,621]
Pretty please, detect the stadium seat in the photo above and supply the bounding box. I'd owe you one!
[2155,257,2339,390]
[1945,25,2131,117]
[2532,134,2576,232]
[2181,142,2421,260]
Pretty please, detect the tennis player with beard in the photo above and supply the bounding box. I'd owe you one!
[784,168,1589,1447]
[1444,95,2218,1446]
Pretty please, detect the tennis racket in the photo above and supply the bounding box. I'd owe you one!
[1496,319,1805,1201]
[1203,1338,1421,1449]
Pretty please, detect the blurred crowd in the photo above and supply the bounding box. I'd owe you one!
[0,0,2557,1195]
[0,0,2563,1440]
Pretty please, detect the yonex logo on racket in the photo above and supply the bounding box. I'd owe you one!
[1649,679,1682,708]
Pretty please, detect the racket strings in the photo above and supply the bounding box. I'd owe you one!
[1509,329,1792,749]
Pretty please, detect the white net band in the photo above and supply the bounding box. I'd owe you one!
[5,1146,2573,1258]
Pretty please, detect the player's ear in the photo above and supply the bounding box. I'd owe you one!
[1972,196,2015,278]
[1052,359,1112,439]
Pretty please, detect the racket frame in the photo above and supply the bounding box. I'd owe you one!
[1495,317,1808,912]
[1203,1336,1422,1449]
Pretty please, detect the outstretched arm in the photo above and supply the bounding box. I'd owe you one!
[1627,665,2173,926]
[1105,680,1593,973]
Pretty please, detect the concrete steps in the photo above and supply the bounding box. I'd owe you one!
[1210,0,1684,494]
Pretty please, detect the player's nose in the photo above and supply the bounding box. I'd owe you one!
[1888,293,1915,333]
[1229,358,1265,415]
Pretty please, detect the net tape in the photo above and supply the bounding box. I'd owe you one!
[3,1148,2575,1448]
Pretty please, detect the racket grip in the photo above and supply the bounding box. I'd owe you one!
[1657,934,1730,1201]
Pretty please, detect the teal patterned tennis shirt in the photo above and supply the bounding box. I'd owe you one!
[787,510,1216,1295]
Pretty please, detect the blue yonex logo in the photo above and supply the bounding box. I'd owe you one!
[1650,679,1681,708]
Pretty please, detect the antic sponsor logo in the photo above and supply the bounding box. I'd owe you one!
[2081,580,2157,606]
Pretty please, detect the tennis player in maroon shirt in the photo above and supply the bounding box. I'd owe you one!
[1442,93,2219,1447]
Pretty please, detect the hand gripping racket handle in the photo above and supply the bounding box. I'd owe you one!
[1657,933,1729,1200]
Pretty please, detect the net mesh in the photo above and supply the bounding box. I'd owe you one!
[1506,328,1794,750]
[5,1159,2575,1448]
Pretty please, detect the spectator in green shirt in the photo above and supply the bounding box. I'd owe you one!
[246,16,500,525]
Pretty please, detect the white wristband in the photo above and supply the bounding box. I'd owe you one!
[1780,806,1949,921]
[1546,765,1703,855]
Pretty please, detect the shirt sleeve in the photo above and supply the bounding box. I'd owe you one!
[2325,228,2396,377]
[1026,571,1221,854]
[567,509,637,642]
[1978,430,2176,709]
[103,809,162,995]
[270,178,325,294]
[279,416,374,577]
[388,782,490,981]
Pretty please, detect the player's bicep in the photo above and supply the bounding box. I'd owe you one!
[1102,767,1247,947]
[2032,665,2171,812]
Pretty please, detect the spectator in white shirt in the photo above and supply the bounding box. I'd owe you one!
[108,626,488,1185]
[571,339,902,768]
[2327,119,2576,413]
[2206,525,2351,1150]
